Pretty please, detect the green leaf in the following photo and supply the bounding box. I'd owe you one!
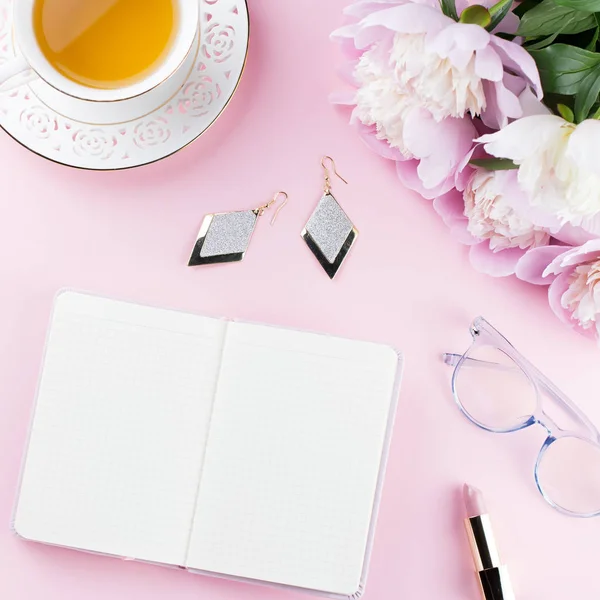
[557,102,576,120]
[529,44,600,94]
[514,0,543,18]
[553,0,600,11]
[526,32,560,49]
[587,14,600,50]
[469,158,519,170]
[440,0,458,20]
[586,25,599,50]
[574,64,600,119]
[459,4,492,26]
[487,0,514,31]
[516,0,595,37]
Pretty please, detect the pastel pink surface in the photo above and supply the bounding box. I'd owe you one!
[0,1,599,599]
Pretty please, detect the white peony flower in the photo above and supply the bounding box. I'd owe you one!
[562,261,600,331]
[479,115,600,231]
[464,169,550,251]
[353,31,485,156]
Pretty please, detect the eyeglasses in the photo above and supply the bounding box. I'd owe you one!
[444,317,600,518]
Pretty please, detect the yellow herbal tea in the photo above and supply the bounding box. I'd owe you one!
[33,0,178,90]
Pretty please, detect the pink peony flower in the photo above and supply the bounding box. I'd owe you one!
[331,0,542,199]
[516,240,600,340]
[433,168,550,276]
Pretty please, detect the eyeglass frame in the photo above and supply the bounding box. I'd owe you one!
[443,316,600,518]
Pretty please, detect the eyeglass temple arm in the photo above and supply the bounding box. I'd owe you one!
[442,353,600,440]
[443,353,517,372]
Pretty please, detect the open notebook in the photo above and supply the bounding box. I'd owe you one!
[14,292,403,598]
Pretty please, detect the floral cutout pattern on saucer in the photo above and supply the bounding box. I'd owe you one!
[0,0,248,170]
[189,192,289,266]
[301,157,358,279]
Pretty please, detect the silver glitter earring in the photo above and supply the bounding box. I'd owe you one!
[301,156,358,280]
[188,191,289,266]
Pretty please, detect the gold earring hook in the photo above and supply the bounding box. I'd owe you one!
[256,191,289,225]
[321,155,348,193]
[270,191,289,225]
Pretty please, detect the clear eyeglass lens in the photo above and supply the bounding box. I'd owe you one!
[454,345,537,431]
[537,436,600,516]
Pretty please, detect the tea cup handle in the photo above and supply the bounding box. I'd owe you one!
[0,56,36,92]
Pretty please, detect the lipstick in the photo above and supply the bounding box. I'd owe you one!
[463,484,515,600]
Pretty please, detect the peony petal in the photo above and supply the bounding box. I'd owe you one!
[448,23,490,50]
[515,245,567,285]
[410,115,477,188]
[344,0,409,18]
[401,108,439,159]
[489,36,543,98]
[357,123,406,160]
[449,47,476,71]
[558,238,600,265]
[396,159,456,199]
[518,86,551,117]
[433,189,466,223]
[503,72,527,96]
[544,239,600,275]
[553,222,597,246]
[433,191,480,245]
[395,113,476,199]
[549,277,596,339]
[480,76,525,130]
[329,90,356,105]
[330,23,361,43]
[427,24,490,70]
[475,45,504,82]
[469,243,524,277]
[551,278,597,340]
[492,10,519,35]
[452,225,480,245]
[566,118,600,175]
[494,169,563,232]
[477,115,564,162]
[480,80,502,130]
[337,38,364,61]
[359,3,451,35]
[493,81,523,120]
[548,272,576,325]
[353,24,395,49]
[335,59,359,86]
[579,213,600,237]
[454,153,474,192]
[417,154,458,190]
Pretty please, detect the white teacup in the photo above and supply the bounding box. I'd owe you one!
[0,0,198,101]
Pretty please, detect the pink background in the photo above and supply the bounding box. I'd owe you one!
[1,0,600,598]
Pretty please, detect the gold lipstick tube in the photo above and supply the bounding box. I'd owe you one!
[465,515,515,600]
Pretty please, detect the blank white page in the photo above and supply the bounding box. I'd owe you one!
[186,322,399,595]
[14,292,226,566]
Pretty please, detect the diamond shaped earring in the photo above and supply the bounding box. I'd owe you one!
[301,156,358,279]
[188,191,289,266]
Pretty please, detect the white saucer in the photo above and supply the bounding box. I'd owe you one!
[0,0,249,170]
